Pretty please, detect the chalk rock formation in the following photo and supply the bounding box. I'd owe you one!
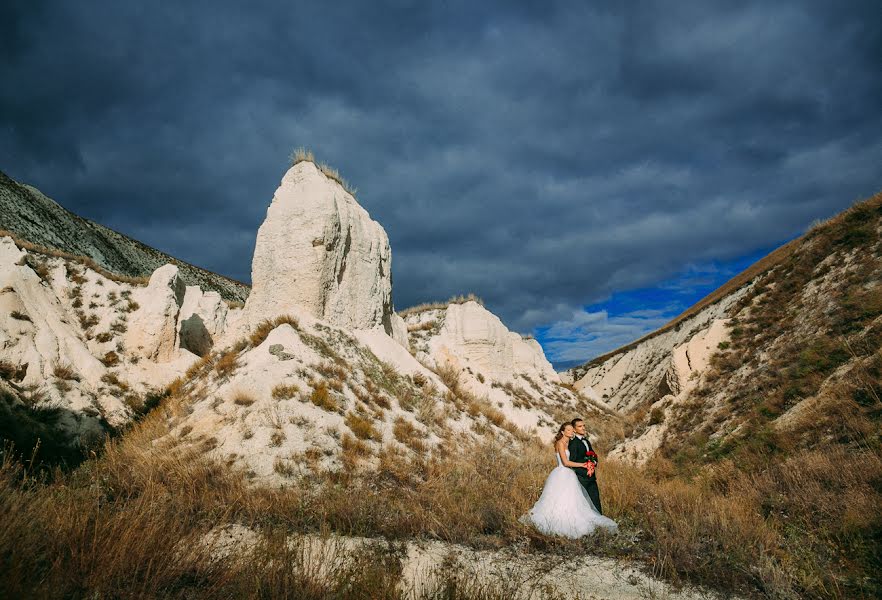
[244,161,394,335]
[408,301,558,383]
[178,286,228,357]
[567,289,749,462]
[125,264,186,362]
[403,300,586,434]
[569,290,747,413]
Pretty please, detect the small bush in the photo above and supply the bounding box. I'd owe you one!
[214,350,239,378]
[345,411,380,441]
[52,362,80,382]
[10,310,31,322]
[270,430,285,447]
[649,407,665,426]
[100,352,120,367]
[271,383,299,400]
[232,392,255,407]
[308,383,338,412]
[95,332,113,343]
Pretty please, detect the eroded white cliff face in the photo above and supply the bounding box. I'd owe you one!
[178,286,228,357]
[125,264,186,363]
[568,288,750,462]
[244,161,394,334]
[403,300,587,435]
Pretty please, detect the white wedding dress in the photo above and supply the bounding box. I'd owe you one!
[521,449,618,538]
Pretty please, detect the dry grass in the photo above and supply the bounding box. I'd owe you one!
[99,351,120,367]
[307,382,338,412]
[406,319,438,332]
[1,406,880,600]
[248,314,300,348]
[344,411,380,441]
[434,361,462,393]
[51,362,80,382]
[289,148,359,197]
[398,293,484,317]
[271,383,299,401]
[9,310,31,322]
[1,228,150,286]
[269,430,285,447]
[392,417,427,452]
[214,350,239,378]
[232,392,255,407]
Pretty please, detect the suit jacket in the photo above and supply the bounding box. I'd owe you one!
[567,435,596,481]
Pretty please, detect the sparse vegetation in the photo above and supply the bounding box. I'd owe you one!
[232,392,255,407]
[398,293,484,317]
[10,310,31,322]
[214,350,239,378]
[344,411,380,441]
[248,314,300,348]
[269,429,285,447]
[271,383,299,400]
[392,417,427,452]
[307,382,338,412]
[289,147,358,197]
[52,362,80,382]
[99,351,120,367]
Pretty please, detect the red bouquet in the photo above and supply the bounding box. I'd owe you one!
[585,451,598,465]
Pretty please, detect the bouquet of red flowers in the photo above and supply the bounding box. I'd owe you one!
[585,450,598,465]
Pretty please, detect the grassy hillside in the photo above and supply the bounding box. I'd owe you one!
[645,192,882,597]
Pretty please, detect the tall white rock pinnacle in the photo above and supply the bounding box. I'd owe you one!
[244,161,395,334]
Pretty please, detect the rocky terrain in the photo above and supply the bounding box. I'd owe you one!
[3,157,879,598]
[567,193,882,470]
[0,159,591,479]
[0,170,249,302]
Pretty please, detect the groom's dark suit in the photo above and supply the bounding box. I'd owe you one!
[568,435,603,515]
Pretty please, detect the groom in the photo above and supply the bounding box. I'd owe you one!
[567,418,603,515]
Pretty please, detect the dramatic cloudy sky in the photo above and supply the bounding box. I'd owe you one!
[2,1,881,368]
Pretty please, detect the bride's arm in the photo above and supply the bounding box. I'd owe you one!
[556,439,588,468]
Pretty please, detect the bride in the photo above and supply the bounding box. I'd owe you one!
[521,422,618,538]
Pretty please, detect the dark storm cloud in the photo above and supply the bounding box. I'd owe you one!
[2,1,881,354]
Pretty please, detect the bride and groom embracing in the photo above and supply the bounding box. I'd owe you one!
[521,418,618,538]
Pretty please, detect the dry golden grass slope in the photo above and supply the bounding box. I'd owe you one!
[584,191,882,598]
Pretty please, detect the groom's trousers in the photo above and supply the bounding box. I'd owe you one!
[577,474,603,515]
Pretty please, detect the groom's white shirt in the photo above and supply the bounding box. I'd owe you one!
[575,434,590,452]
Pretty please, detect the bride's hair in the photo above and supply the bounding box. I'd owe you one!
[553,422,571,444]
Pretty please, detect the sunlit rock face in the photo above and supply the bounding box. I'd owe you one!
[244,161,394,334]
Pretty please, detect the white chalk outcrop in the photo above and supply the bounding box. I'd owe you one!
[125,264,186,363]
[403,300,589,435]
[244,161,394,335]
[568,288,750,462]
[178,286,229,357]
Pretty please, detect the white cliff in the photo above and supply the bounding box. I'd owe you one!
[244,161,394,335]
[402,300,591,435]
[568,287,750,462]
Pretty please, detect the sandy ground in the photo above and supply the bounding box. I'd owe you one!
[201,525,731,599]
